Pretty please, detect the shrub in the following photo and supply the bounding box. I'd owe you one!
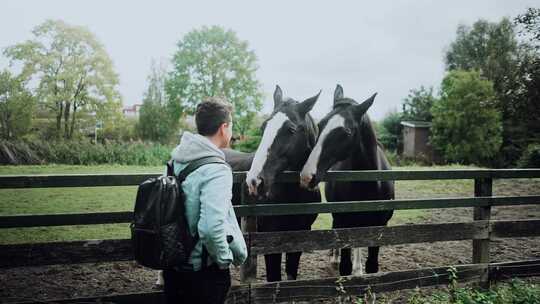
[431,70,502,166]
[378,111,403,152]
[382,150,433,167]
[0,139,174,166]
[232,127,262,153]
[518,143,540,168]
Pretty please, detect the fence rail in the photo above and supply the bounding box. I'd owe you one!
[2,195,540,228]
[1,168,540,303]
[7,260,540,304]
[2,219,540,269]
[1,168,539,189]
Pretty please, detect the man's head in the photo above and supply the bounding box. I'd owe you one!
[195,97,233,148]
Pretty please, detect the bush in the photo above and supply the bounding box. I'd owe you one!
[518,144,540,168]
[383,150,431,167]
[378,111,403,152]
[232,127,262,153]
[0,139,174,166]
[431,70,502,166]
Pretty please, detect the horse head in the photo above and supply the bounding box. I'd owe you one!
[300,84,376,189]
[246,85,321,199]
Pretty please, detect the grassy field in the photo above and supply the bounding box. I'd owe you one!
[1,164,537,244]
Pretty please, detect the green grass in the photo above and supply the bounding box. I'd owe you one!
[1,164,539,244]
[0,164,163,175]
[311,181,429,230]
[0,165,163,244]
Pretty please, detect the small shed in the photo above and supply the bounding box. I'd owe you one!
[401,121,433,161]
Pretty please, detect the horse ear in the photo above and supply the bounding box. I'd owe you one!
[353,92,377,118]
[297,90,321,117]
[273,85,283,109]
[333,84,344,105]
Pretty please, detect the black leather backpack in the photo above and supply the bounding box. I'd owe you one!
[131,156,226,270]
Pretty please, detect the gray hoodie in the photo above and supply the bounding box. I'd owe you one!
[170,131,247,271]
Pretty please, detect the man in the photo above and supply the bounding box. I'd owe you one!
[163,99,247,303]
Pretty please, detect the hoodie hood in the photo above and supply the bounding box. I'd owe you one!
[171,131,225,163]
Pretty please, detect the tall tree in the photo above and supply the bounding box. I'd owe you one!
[137,60,173,143]
[4,19,121,139]
[166,26,263,137]
[431,70,502,166]
[507,8,540,165]
[445,18,518,95]
[401,86,436,122]
[516,7,540,47]
[445,18,536,166]
[0,70,35,139]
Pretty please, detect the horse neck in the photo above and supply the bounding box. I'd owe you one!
[273,114,319,198]
[287,114,319,171]
[344,115,379,171]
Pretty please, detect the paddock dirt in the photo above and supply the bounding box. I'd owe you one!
[1,180,540,303]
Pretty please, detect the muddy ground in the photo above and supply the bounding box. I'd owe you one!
[1,180,540,303]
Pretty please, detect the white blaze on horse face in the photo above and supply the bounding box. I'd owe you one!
[300,114,345,187]
[246,112,289,195]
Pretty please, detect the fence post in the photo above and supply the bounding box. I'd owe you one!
[240,182,257,283]
[473,177,492,286]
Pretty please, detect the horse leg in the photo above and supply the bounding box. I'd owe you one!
[329,249,340,273]
[264,253,282,282]
[339,248,352,276]
[155,270,164,289]
[285,251,302,280]
[365,246,380,273]
[351,248,364,276]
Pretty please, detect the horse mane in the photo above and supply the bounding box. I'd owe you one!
[359,114,384,150]
[333,97,382,153]
[305,113,319,149]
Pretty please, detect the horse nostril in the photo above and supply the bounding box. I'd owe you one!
[300,173,312,186]
[247,176,262,196]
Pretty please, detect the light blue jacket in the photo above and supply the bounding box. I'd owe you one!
[170,131,247,271]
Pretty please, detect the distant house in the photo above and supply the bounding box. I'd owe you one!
[401,121,433,161]
[122,104,142,118]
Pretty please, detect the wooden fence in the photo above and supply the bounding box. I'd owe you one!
[1,169,540,303]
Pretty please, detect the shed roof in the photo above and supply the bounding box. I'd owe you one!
[400,121,432,128]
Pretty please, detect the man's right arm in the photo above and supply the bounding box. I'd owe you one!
[197,165,234,269]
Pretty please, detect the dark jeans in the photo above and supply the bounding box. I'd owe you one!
[163,265,231,304]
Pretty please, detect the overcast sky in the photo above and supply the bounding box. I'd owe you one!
[1,0,537,121]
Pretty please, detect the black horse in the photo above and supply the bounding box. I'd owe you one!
[300,84,394,276]
[237,85,321,282]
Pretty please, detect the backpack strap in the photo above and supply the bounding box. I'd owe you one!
[172,156,229,270]
[175,156,228,182]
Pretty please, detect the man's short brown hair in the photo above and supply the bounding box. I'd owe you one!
[195,97,233,136]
